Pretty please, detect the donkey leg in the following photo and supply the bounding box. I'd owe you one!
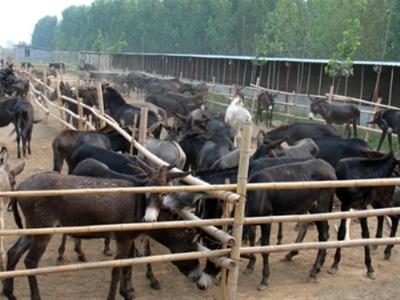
[353,120,358,138]
[387,132,393,152]
[14,124,21,159]
[359,218,375,279]
[276,222,283,245]
[119,240,135,300]
[258,224,271,291]
[384,216,399,260]
[103,237,113,257]
[74,238,87,262]
[108,239,131,300]
[243,225,256,275]
[377,130,387,151]
[3,236,32,300]
[309,221,329,280]
[329,218,347,275]
[27,126,33,155]
[57,234,67,261]
[284,222,310,261]
[24,235,52,300]
[144,238,161,290]
[371,216,384,251]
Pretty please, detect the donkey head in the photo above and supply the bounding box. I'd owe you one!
[308,96,327,119]
[143,164,190,222]
[0,147,25,190]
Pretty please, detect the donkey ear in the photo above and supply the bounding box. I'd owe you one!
[308,96,316,102]
[10,162,25,177]
[0,147,9,165]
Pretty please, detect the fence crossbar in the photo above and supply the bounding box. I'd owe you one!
[0,207,399,237]
[0,237,398,279]
[1,178,400,198]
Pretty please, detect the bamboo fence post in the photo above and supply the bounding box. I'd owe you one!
[328,85,334,103]
[96,82,106,128]
[250,77,260,118]
[76,81,84,130]
[226,122,252,300]
[56,76,65,129]
[365,97,382,142]
[138,108,148,158]
[130,114,138,155]
[221,178,231,300]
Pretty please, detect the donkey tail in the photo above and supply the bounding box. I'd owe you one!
[11,198,23,229]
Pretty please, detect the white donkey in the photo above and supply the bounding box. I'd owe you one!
[0,147,25,272]
[224,86,252,147]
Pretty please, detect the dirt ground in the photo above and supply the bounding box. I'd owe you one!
[0,91,399,300]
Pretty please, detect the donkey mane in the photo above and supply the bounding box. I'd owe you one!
[104,86,127,105]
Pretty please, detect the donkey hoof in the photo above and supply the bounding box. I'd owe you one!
[78,255,87,262]
[328,267,337,275]
[243,267,254,275]
[57,256,64,262]
[150,281,161,290]
[103,250,113,257]
[257,283,268,291]
[281,255,292,262]
[384,251,391,260]
[367,271,376,280]
[307,275,317,283]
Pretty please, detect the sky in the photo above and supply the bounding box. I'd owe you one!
[0,0,94,47]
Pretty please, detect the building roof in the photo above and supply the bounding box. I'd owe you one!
[81,51,400,67]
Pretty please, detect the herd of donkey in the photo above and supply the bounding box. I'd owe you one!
[0,59,399,299]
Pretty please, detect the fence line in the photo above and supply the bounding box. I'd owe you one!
[1,206,398,238]
[2,177,400,198]
[0,237,398,280]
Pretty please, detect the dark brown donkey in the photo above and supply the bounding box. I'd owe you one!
[4,167,201,300]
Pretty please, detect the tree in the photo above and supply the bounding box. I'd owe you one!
[31,16,58,49]
[325,18,361,90]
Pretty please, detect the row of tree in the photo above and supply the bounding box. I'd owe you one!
[31,0,400,61]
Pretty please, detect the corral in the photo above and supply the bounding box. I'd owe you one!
[0,63,399,300]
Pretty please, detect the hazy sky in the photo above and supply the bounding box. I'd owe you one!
[0,0,94,47]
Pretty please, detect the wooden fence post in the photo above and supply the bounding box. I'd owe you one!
[328,85,334,103]
[56,76,65,129]
[76,81,84,130]
[250,77,260,119]
[220,178,231,300]
[96,82,105,128]
[365,97,382,142]
[130,114,138,156]
[138,108,148,158]
[226,122,252,300]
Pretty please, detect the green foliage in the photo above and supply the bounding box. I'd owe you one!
[325,18,361,80]
[30,0,399,61]
[31,16,58,48]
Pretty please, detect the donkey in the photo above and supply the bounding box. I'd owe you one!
[52,126,130,173]
[368,109,400,151]
[182,159,336,291]
[256,91,278,127]
[0,98,37,158]
[0,147,25,272]
[224,87,252,147]
[4,167,199,300]
[308,96,360,138]
[329,151,399,279]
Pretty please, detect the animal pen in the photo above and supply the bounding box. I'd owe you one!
[1,69,399,300]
